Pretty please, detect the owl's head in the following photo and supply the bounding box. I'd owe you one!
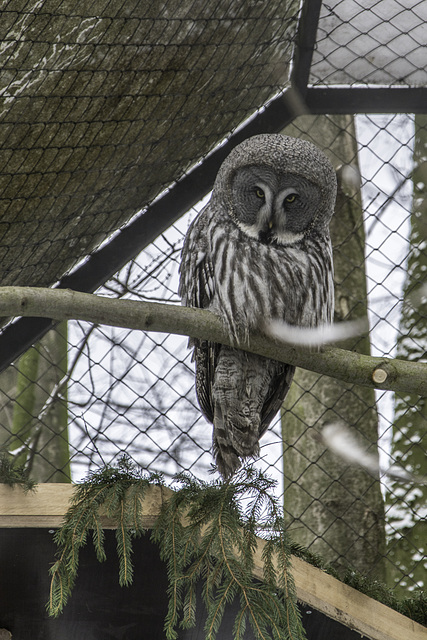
[212,134,337,246]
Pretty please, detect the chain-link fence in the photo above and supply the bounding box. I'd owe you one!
[0,0,426,606]
[311,0,426,86]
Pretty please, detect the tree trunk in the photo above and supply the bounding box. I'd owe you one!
[281,115,386,580]
[2,322,71,482]
[386,114,427,594]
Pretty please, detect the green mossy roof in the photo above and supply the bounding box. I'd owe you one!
[0,1,297,287]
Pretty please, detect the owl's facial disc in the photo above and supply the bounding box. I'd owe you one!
[230,166,321,246]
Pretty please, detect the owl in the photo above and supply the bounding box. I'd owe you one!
[179,134,337,478]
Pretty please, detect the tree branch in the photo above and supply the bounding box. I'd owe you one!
[0,286,426,396]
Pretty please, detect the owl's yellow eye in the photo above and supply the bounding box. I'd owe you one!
[255,188,265,199]
[285,193,298,203]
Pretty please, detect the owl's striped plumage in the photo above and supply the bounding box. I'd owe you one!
[179,134,336,478]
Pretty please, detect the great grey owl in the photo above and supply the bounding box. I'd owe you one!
[179,134,337,478]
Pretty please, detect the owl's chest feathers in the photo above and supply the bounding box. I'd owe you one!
[208,219,331,340]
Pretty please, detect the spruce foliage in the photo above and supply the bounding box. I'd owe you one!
[0,451,37,492]
[152,467,305,640]
[47,456,426,634]
[47,457,306,639]
[48,455,163,617]
[289,541,427,626]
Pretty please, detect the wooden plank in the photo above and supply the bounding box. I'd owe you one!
[0,484,74,521]
[0,483,166,529]
[252,540,426,640]
[0,484,425,640]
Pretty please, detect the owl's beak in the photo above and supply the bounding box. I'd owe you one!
[258,217,276,245]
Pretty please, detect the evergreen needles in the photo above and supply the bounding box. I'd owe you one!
[0,451,37,492]
[47,458,306,640]
[289,540,427,626]
[46,457,426,635]
[48,455,162,617]
[152,467,306,640]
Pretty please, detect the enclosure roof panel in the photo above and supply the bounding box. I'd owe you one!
[0,0,297,289]
[311,0,427,87]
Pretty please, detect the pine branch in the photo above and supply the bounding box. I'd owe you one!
[0,452,37,492]
[46,459,427,632]
[47,456,156,617]
[1,286,427,395]
[152,467,307,640]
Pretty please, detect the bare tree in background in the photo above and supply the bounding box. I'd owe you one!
[387,114,427,594]
[0,322,70,482]
[280,114,386,580]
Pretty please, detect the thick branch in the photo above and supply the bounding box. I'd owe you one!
[0,286,426,396]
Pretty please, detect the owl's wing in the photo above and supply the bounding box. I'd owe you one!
[259,363,295,437]
[179,209,218,424]
[193,340,220,424]
[178,208,215,311]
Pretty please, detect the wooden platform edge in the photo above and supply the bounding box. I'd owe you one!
[0,483,425,640]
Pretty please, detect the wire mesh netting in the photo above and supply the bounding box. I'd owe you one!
[1,113,426,596]
[311,0,427,86]
[0,0,426,609]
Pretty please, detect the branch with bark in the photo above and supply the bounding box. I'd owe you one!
[1,286,426,396]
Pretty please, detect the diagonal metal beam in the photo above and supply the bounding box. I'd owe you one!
[0,88,303,373]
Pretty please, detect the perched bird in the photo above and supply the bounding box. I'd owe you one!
[179,134,337,478]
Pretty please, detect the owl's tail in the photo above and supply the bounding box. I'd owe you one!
[212,402,242,480]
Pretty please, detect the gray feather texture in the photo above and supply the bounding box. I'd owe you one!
[179,134,337,478]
